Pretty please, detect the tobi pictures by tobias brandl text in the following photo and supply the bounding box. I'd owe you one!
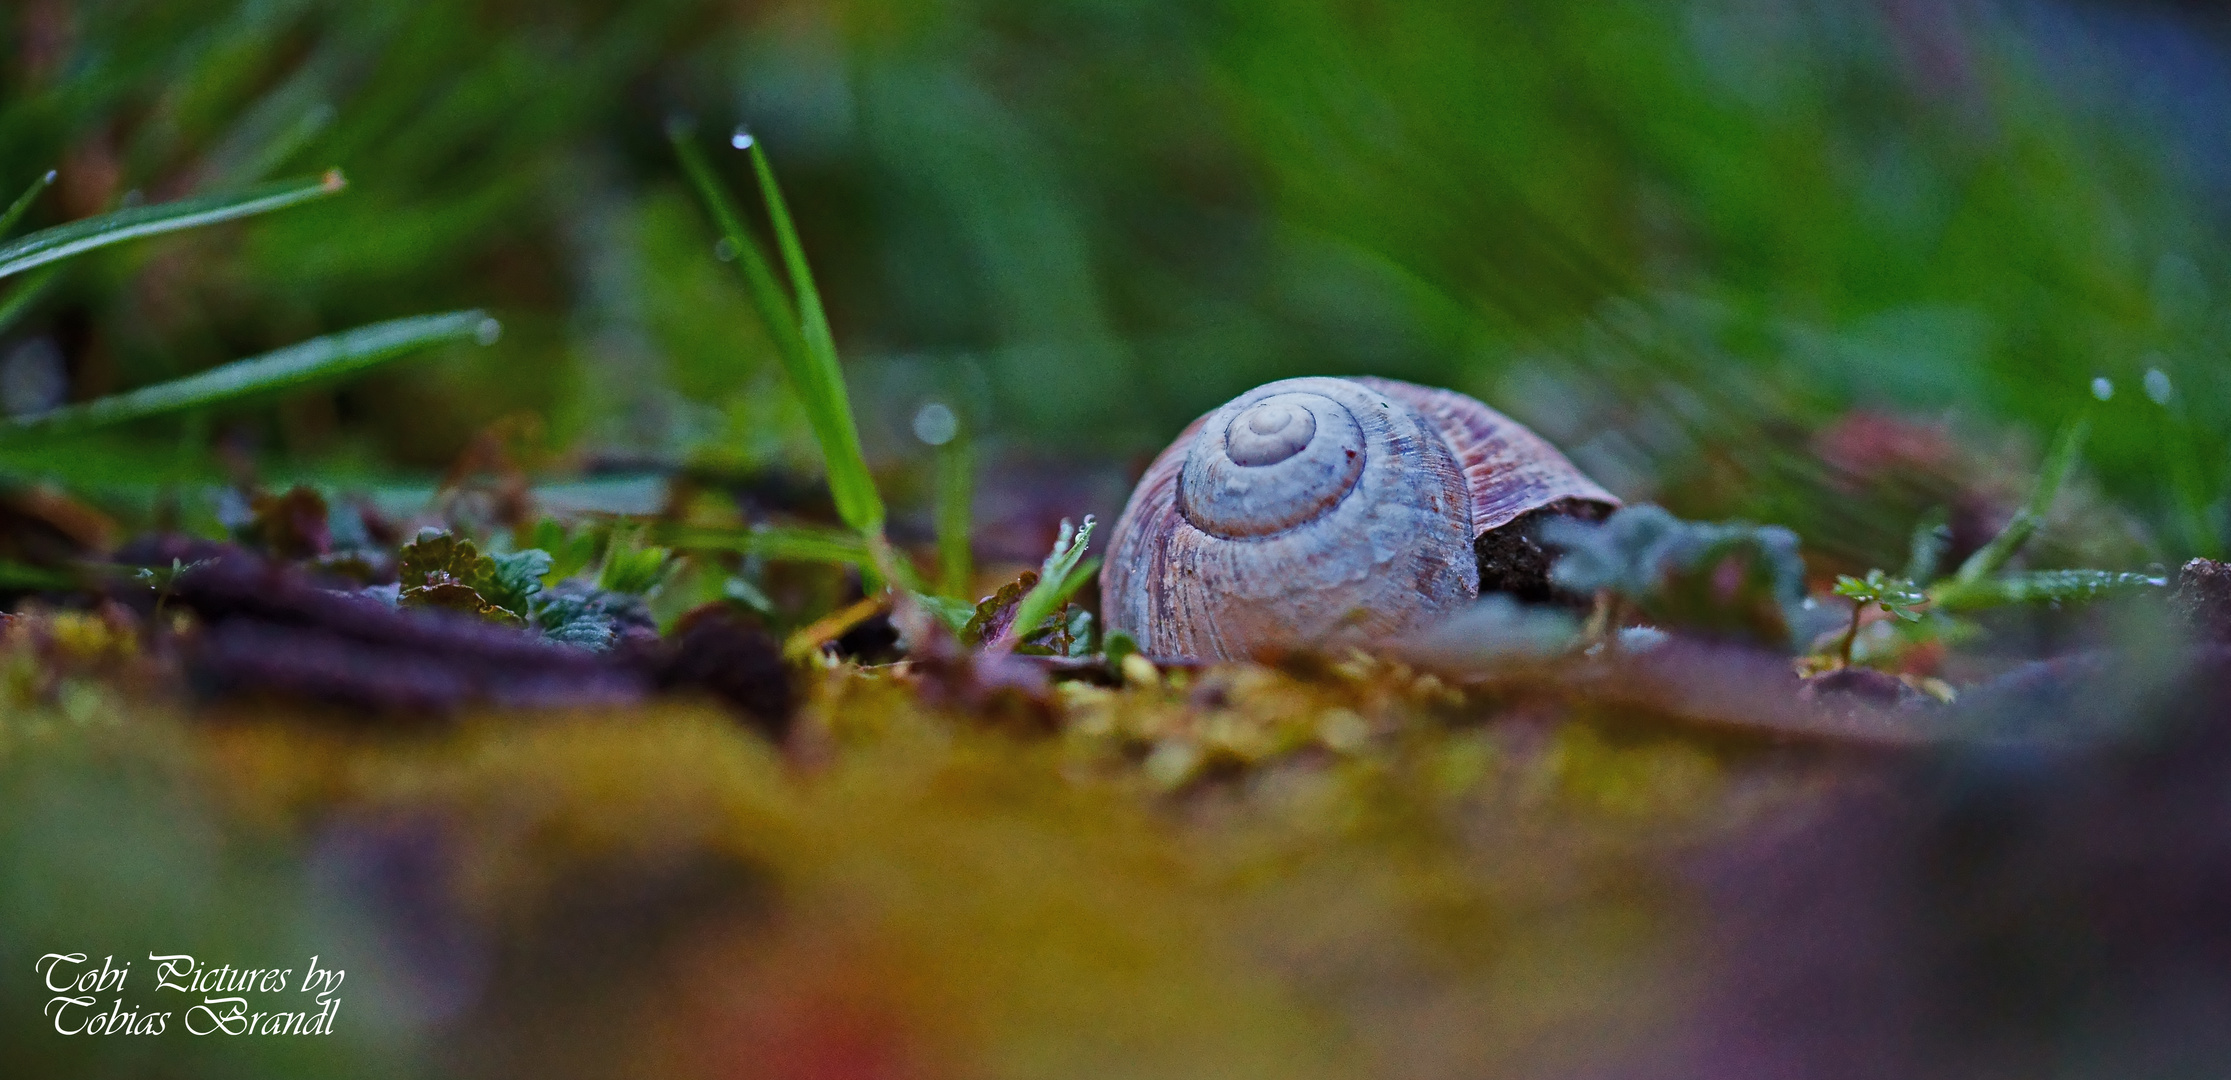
[37,952,345,1035]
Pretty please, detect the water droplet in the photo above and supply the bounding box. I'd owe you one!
[40,169,56,184]
[2145,367,2174,404]
[912,401,958,446]
[712,237,737,262]
[474,317,502,346]
[730,127,755,150]
[2090,376,2114,402]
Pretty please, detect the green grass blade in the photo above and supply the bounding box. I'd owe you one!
[1052,555,1103,607]
[1953,414,2090,586]
[669,123,885,536]
[658,522,873,567]
[747,144,841,404]
[0,266,60,339]
[744,138,884,534]
[1933,569,2166,611]
[0,310,493,439]
[0,170,56,240]
[0,559,83,591]
[0,170,346,281]
[935,430,975,599]
[994,517,1096,650]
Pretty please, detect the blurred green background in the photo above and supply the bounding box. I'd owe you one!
[3,0,2227,571]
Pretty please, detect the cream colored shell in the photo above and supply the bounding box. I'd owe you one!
[1101,376,1617,660]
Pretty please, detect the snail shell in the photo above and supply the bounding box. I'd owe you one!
[1101,376,1618,660]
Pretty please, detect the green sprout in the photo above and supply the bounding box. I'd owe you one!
[1831,569,1927,666]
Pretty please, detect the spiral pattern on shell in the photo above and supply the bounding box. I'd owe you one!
[1102,376,1618,660]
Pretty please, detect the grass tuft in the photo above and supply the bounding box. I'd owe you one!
[668,121,884,537]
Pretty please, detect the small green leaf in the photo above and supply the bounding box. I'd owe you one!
[597,539,671,596]
[0,170,346,280]
[1835,569,1928,621]
[912,592,976,633]
[0,310,494,440]
[1102,628,1140,670]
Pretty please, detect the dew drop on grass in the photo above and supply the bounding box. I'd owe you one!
[730,127,755,150]
[2145,368,2173,404]
[712,237,737,262]
[912,401,958,446]
[474,317,502,346]
[2091,376,2114,401]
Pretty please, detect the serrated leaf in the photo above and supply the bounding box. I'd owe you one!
[1547,505,1807,648]
[531,588,633,651]
[541,611,619,650]
[484,548,553,620]
[1544,505,1684,597]
[400,576,524,627]
[399,528,493,591]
